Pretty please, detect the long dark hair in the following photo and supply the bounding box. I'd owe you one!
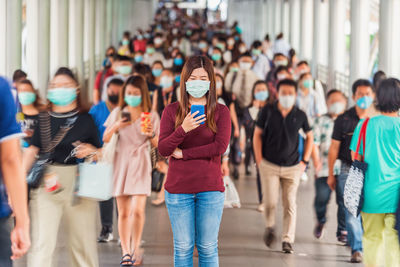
[175,55,218,133]
[119,75,151,113]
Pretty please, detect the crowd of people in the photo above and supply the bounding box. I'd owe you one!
[0,4,399,267]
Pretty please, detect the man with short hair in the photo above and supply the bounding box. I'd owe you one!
[251,40,271,80]
[328,79,376,263]
[253,79,313,254]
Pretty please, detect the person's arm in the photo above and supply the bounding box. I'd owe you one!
[230,102,240,138]
[311,118,322,173]
[152,90,159,112]
[158,107,188,157]
[2,138,31,260]
[182,106,231,160]
[93,72,102,105]
[302,130,313,162]
[253,126,263,166]
[327,140,340,190]
[350,121,363,161]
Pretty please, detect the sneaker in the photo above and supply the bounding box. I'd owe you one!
[98,226,113,243]
[300,172,309,182]
[313,223,325,239]
[337,232,348,245]
[350,251,363,263]
[233,167,239,180]
[263,227,276,248]
[282,242,294,254]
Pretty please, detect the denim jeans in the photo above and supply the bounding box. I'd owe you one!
[314,177,346,236]
[337,164,363,253]
[0,216,12,267]
[165,190,224,267]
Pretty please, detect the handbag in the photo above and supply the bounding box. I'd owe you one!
[343,118,370,218]
[223,176,241,208]
[150,146,165,192]
[76,161,113,201]
[27,113,74,188]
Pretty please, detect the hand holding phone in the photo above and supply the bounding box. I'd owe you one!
[190,105,206,125]
[121,112,131,122]
[181,105,206,133]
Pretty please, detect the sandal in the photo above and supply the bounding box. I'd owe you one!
[151,198,165,206]
[132,249,144,266]
[120,254,134,267]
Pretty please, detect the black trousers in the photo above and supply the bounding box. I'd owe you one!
[0,216,12,267]
[99,198,114,229]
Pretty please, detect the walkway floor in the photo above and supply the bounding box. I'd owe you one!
[15,166,362,267]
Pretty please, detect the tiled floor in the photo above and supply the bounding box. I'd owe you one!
[15,168,361,267]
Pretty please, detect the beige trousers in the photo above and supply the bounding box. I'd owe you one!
[259,160,302,243]
[28,165,99,267]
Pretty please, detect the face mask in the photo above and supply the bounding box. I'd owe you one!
[116,65,132,75]
[172,28,178,35]
[152,69,162,77]
[216,81,223,89]
[279,95,296,109]
[18,92,36,106]
[239,46,247,54]
[108,94,119,104]
[212,54,222,61]
[239,62,252,70]
[172,39,179,47]
[198,42,207,49]
[185,80,210,98]
[174,58,184,66]
[47,88,77,106]
[146,47,155,54]
[234,36,240,41]
[137,35,143,40]
[356,96,373,109]
[160,76,173,88]
[124,95,142,107]
[303,79,314,89]
[230,67,239,73]
[154,38,163,45]
[328,102,345,115]
[175,75,181,83]
[227,39,235,46]
[275,60,288,67]
[144,33,151,39]
[255,91,269,101]
[134,55,143,63]
[252,49,261,56]
[122,39,129,46]
[277,74,287,81]
[216,43,225,51]
[186,30,192,36]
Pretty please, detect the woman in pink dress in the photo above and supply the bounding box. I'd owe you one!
[103,75,160,266]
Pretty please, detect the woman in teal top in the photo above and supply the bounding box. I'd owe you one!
[350,78,400,267]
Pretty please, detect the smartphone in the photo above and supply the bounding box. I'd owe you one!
[121,112,131,122]
[190,105,206,125]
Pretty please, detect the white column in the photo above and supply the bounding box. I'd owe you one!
[49,0,69,76]
[69,0,84,85]
[112,0,120,46]
[328,0,346,89]
[105,0,113,48]
[311,0,329,76]
[84,0,96,102]
[0,0,6,76]
[281,0,290,41]
[26,0,50,96]
[3,0,23,78]
[289,0,300,52]
[299,0,313,60]
[378,0,400,78]
[95,0,106,70]
[262,0,269,38]
[267,0,275,37]
[349,0,370,86]
[274,0,282,36]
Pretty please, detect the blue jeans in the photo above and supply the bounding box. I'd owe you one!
[314,177,346,236]
[165,190,224,267]
[337,164,363,253]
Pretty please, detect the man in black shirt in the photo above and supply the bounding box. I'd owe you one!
[328,79,375,263]
[253,79,313,254]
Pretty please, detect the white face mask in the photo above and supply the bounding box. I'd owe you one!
[227,39,235,46]
[239,62,252,71]
[239,47,247,54]
[154,38,163,45]
[279,95,296,109]
[216,81,223,89]
[328,102,346,115]
[277,74,287,81]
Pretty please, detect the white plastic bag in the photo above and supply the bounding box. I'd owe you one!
[223,176,241,208]
[102,133,118,164]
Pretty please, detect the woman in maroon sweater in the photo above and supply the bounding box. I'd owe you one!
[158,56,231,266]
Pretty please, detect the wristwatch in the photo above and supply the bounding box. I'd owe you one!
[301,159,309,166]
[150,132,156,139]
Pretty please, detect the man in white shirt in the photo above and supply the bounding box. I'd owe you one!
[251,41,271,80]
[272,33,291,58]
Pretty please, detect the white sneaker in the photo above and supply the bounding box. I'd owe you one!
[301,172,309,182]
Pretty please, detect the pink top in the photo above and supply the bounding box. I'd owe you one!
[158,102,231,194]
[105,107,160,197]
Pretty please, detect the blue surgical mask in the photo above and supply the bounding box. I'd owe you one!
[116,65,132,75]
[134,55,143,63]
[160,76,173,88]
[146,47,155,54]
[255,91,269,101]
[174,58,184,66]
[175,75,181,83]
[47,88,77,106]
[124,95,142,107]
[185,80,210,98]
[211,54,222,61]
[152,69,162,77]
[198,42,207,49]
[356,96,373,109]
[122,39,129,46]
[18,92,37,106]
